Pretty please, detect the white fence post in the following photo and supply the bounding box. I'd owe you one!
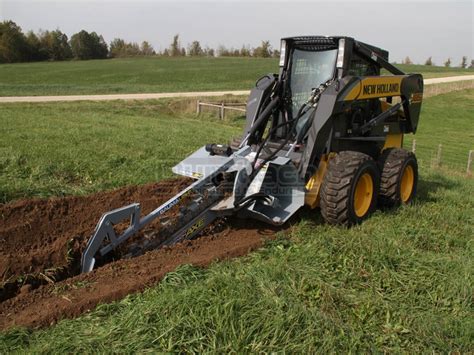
[467,150,473,176]
[196,100,201,114]
[220,103,225,119]
[436,144,442,167]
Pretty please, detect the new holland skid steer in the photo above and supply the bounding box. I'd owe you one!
[81,36,423,272]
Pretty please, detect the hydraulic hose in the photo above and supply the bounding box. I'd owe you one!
[233,192,273,210]
[252,102,309,172]
[244,95,280,145]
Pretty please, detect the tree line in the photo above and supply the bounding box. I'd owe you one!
[0,21,108,62]
[1,20,471,66]
[0,21,279,63]
[402,55,473,68]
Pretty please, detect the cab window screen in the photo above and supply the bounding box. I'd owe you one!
[348,53,378,76]
[290,48,337,115]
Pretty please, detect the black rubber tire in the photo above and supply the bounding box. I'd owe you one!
[378,148,418,207]
[320,151,380,226]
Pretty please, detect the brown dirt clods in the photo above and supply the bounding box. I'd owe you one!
[0,178,276,330]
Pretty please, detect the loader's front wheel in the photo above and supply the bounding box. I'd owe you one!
[320,151,379,226]
[378,148,418,207]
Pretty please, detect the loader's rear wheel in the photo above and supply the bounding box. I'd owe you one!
[321,151,379,226]
[378,148,418,207]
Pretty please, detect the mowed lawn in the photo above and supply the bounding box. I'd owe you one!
[0,56,472,96]
[0,91,473,352]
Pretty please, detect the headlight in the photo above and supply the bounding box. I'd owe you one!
[279,40,286,67]
[336,38,345,68]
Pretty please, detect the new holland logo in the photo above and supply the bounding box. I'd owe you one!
[362,83,400,96]
[344,77,403,101]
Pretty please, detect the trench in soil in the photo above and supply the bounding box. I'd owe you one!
[0,178,192,302]
[0,178,280,330]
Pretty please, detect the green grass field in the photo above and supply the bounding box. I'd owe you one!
[0,57,472,96]
[0,91,473,352]
[0,99,243,203]
[404,90,474,173]
[1,91,472,203]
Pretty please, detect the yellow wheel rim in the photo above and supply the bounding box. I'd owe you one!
[400,165,414,203]
[354,173,374,217]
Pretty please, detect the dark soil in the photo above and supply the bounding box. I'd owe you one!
[0,178,192,302]
[0,179,277,330]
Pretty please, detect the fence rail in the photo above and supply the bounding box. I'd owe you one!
[196,100,246,119]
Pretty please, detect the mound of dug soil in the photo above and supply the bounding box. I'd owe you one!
[0,179,277,330]
[1,178,191,301]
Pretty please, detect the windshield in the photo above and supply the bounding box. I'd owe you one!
[289,48,337,114]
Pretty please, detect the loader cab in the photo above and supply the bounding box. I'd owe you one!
[279,36,384,116]
[242,36,420,174]
[279,37,339,118]
[277,36,388,144]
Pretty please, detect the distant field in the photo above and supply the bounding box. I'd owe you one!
[0,90,473,352]
[381,64,474,78]
[0,57,472,96]
[0,57,275,96]
[0,99,242,203]
[1,90,472,203]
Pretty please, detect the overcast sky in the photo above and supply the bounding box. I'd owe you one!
[1,0,472,65]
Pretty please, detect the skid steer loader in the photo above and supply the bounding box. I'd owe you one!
[81,36,423,272]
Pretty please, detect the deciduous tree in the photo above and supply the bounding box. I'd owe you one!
[25,30,47,61]
[203,46,214,57]
[140,41,155,56]
[253,40,272,58]
[217,45,230,57]
[239,45,251,57]
[0,20,30,63]
[403,56,413,65]
[38,29,72,61]
[188,41,203,56]
[170,34,182,57]
[70,30,108,60]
